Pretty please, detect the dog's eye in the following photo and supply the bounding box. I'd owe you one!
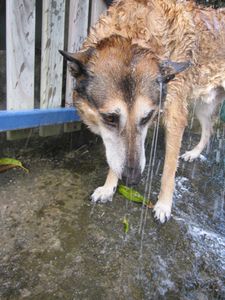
[101,113,119,127]
[140,111,154,126]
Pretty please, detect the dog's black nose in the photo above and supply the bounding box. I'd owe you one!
[122,166,141,186]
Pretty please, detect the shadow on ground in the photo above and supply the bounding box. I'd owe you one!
[0,127,224,300]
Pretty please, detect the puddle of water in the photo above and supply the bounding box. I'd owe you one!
[0,129,224,299]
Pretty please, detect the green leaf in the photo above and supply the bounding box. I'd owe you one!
[123,217,129,233]
[0,158,29,173]
[118,184,153,208]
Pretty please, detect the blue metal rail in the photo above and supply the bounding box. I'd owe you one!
[0,108,80,132]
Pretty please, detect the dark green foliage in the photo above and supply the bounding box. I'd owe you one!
[220,101,225,122]
[196,0,225,8]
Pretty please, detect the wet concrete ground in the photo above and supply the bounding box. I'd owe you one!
[0,127,224,300]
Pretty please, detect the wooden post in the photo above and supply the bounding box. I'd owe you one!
[39,0,66,137]
[90,0,107,26]
[6,0,36,140]
[64,0,90,133]
[64,0,107,133]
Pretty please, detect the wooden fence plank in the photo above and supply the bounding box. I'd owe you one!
[90,0,107,26]
[6,0,36,139]
[64,0,89,133]
[65,0,89,107]
[39,0,66,137]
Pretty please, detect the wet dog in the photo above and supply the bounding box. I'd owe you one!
[60,0,225,223]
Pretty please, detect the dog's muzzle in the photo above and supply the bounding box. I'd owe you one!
[121,166,142,186]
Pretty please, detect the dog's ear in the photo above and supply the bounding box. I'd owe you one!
[158,60,192,84]
[59,48,94,78]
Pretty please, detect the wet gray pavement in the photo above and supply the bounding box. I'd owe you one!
[0,126,224,300]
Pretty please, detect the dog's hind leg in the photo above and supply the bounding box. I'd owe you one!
[182,94,218,162]
[181,102,212,161]
[91,168,118,203]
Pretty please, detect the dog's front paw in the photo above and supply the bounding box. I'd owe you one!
[181,149,201,162]
[91,186,115,203]
[153,201,172,223]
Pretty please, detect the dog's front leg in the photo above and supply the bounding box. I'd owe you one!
[91,168,118,203]
[153,103,187,223]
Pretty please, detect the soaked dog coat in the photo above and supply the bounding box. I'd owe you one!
[60,0,225,223]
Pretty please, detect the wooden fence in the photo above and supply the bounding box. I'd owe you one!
[0,0,107,139]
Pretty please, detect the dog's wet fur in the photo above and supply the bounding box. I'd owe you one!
[60,0,225,223]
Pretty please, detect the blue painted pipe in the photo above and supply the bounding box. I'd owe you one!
[0,108,80,132]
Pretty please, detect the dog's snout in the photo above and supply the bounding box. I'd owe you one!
[122,166,141,186]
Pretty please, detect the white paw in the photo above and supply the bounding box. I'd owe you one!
[153,201,172,223]
[91,186,115,203]
[181,149,201,162]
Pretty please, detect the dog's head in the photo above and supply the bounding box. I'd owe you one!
[60,36,190,185]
